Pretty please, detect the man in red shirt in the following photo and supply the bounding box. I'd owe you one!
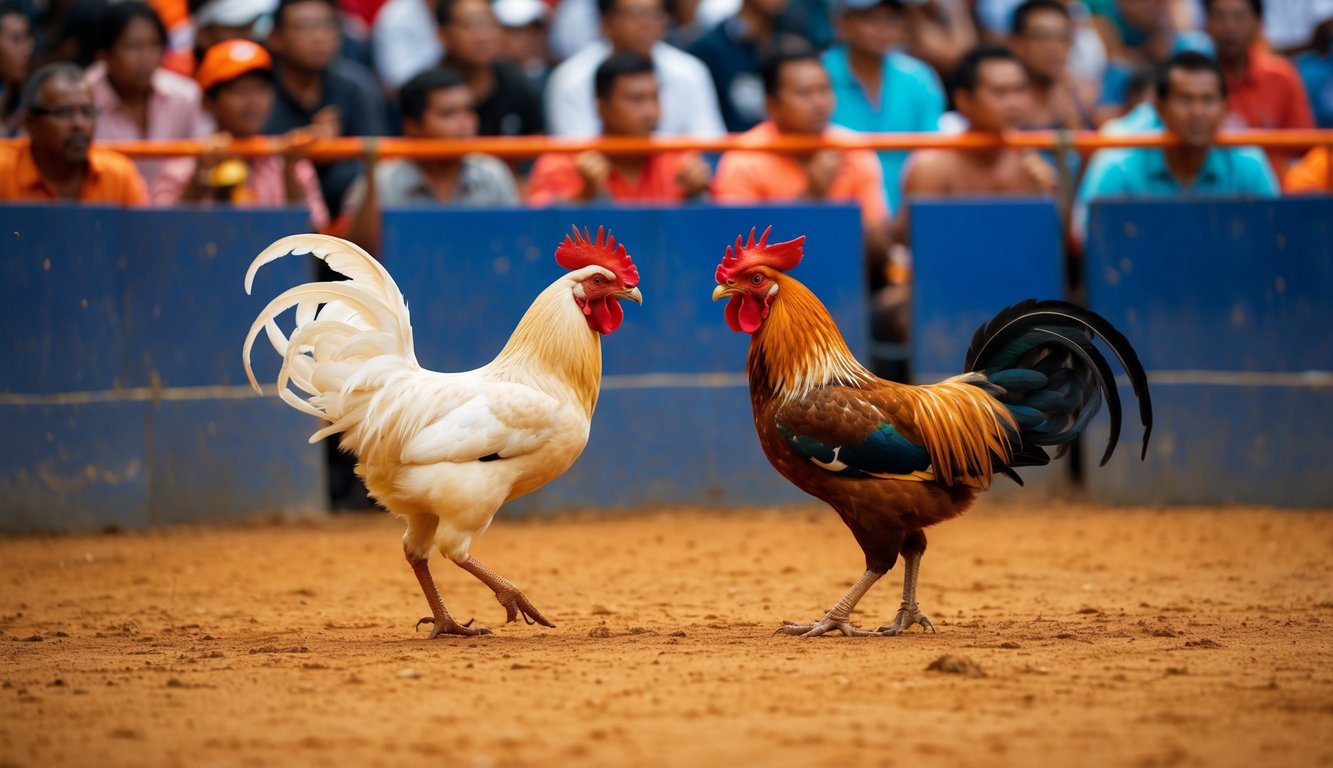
[1205,0,1314,169]
[0,63,148,204]
[528,52,711,204]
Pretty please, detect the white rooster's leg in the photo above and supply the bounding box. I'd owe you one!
[402,514,487,638]
[777,569,888,638]
[455,556,556,628]
[405,545,491,639]
[875,549,936,635]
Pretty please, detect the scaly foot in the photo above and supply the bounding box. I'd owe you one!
[415,615,492,639]
[775,616,886,638]
[876,602,936,635]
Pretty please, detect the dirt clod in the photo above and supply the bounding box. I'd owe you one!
[926,655,986,677]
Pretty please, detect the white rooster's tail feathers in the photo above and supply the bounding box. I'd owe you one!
[242,234,420,442]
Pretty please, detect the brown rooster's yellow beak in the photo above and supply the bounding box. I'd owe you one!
[617,286,643,305]
[712,284,734,302]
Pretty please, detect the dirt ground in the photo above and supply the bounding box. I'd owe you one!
[1,501,1331,768]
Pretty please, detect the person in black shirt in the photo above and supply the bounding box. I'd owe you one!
[437,0,544,137]
[263,0,387,218]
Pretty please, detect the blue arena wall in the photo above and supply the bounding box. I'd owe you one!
[0,205,326,533]
[1083,198,1333,507]
[2,197,1329,532]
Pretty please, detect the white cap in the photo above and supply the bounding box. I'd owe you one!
[193,0,277,28]
[493,0,548,27]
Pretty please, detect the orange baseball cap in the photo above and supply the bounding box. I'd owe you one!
[196,39,272,92]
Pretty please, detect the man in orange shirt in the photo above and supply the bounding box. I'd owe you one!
[527,52,711,204]
[1205,0,1314,170]
[712,48,890,270]
[0,63,148,204]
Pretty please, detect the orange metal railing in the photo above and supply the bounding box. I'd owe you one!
[3,129,1332,190]
[13,128,1326,160]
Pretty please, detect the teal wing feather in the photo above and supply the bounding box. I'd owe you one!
[774,388,931,478]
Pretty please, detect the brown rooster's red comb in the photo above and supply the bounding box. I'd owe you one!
[714,226,805,283]
[555,225,639,287]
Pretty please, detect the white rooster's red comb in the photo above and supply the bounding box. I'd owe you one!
[555,226,639,287]
[715,226,805,284]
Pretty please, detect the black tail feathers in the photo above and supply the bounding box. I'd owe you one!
[966,299,1153,470]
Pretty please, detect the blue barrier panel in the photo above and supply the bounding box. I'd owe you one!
[909,199,1065,381]
[1085,198,1333,507]
[0,205,326,532]
[381,204,865,511]
[909,198,1069,498]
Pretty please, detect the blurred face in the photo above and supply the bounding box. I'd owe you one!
[501,22,547,66]
[598,71,659,137]
[0,12,34,85]
[1012,8,1072,84]
[955,58,1030,131]
[105,16,164,94]
[602,0,667,58]
[1159,68,1225,148]
[441,0,503,67]
[271,0,340,71]
[835,3,905,60]
[1205,0,1258,62]
[1116,0,1162,33]
[768,58,833,135]
[26,75,95,164]
[207,72,274,137]
[405,85,477,139]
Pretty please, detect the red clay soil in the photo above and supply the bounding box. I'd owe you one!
[2,501,1331,768]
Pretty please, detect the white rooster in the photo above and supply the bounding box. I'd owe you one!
[242,229,642,638]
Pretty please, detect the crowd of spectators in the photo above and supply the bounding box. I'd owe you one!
[0,0,1329,341]
[0,0,1327,212]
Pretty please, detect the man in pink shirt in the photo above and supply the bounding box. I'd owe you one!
[85,1,212,188]
[151,39,328,230]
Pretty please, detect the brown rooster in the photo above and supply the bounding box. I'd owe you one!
[712,227,1152,637]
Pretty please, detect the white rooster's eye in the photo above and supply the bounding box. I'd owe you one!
[593,276,604,286]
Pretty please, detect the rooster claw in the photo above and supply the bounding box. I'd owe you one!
[874,604,936,635]
[775,618,886,638]
[416,616,493,639]
[497,590,556,628]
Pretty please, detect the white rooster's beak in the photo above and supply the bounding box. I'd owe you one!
[617,286,643,305]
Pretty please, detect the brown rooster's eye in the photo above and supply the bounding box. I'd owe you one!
[751,274,763,285]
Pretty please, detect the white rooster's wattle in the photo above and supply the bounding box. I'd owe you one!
[242,229,641,638]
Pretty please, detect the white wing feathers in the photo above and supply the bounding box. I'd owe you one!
[399,384,561,465]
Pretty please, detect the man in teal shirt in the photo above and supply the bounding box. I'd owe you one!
[1076,51,1278,239]
[823,0,944,214]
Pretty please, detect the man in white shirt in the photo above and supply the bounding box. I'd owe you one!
[543,0,726,137]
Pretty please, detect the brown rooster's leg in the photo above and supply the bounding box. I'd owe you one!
[408,553,492,639]
[455,556,556,628]
[777,569,888,638]
[876,549,936,635]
